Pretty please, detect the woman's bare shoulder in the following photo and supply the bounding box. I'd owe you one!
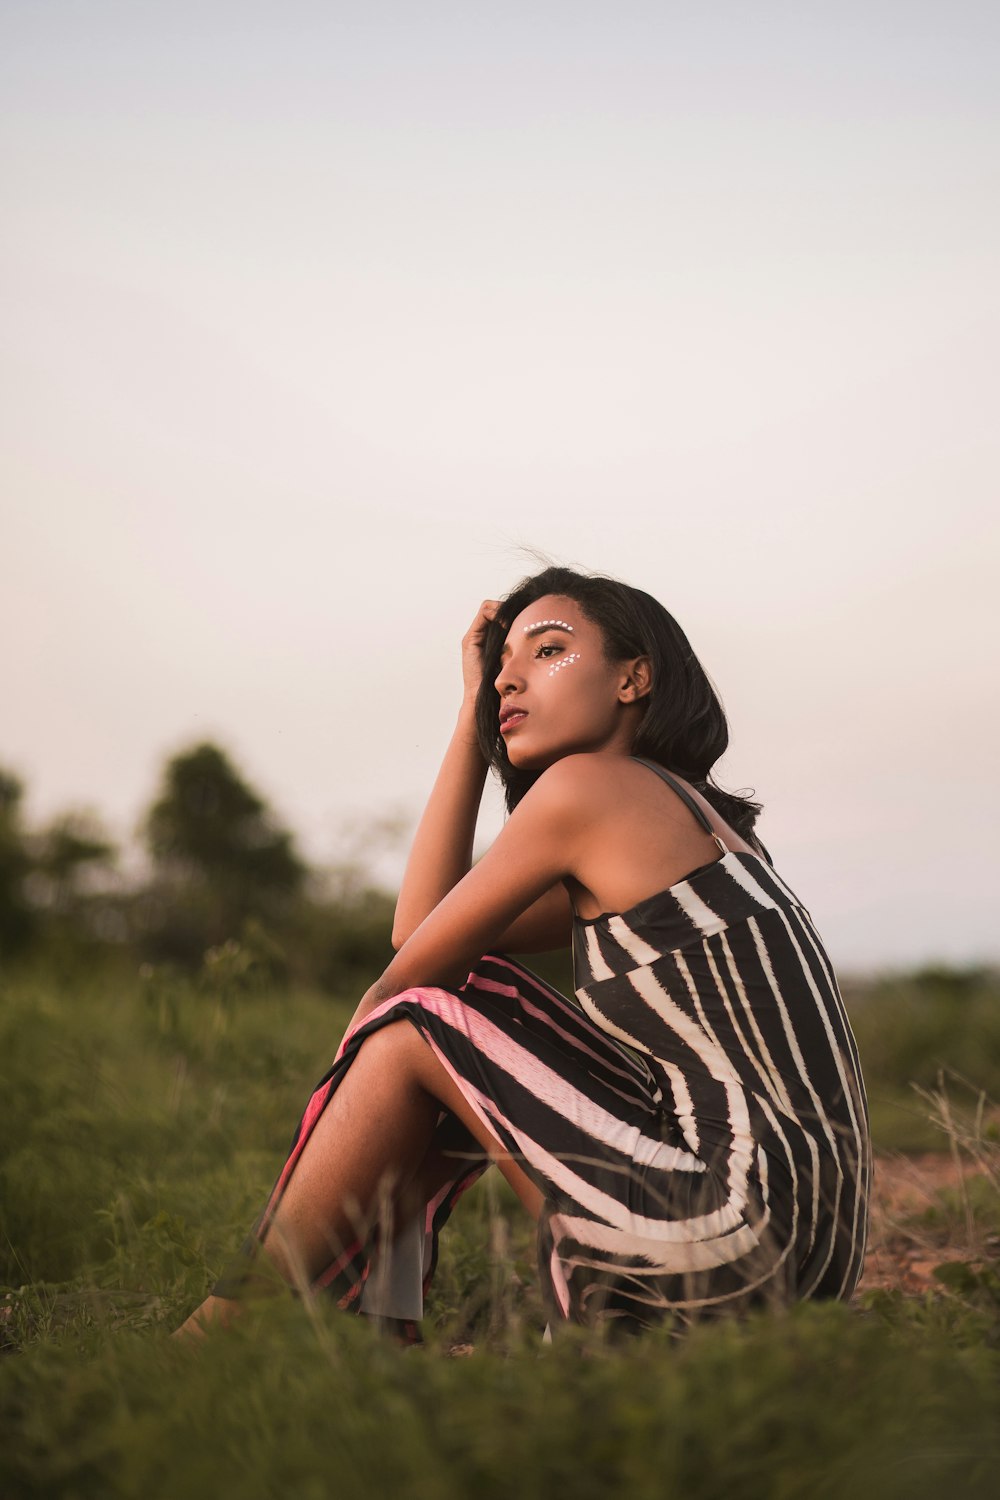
[526,752,635,809]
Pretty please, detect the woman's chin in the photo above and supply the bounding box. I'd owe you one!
[506,740,558,772]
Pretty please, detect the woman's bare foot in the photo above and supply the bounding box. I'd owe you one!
[172,1294,247,1341]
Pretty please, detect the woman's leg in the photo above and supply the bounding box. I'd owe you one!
[175,1019,542,1338]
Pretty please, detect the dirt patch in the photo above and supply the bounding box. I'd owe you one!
[859,1151,996,1295]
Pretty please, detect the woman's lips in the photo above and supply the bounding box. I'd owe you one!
[499,710,528,734]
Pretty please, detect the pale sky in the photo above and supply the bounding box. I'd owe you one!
[2,1,998,971]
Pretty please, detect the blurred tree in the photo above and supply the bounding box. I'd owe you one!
[139,743,306,964]
[28,811,117,915]
[145,742,304,893]
[0,769,35,956]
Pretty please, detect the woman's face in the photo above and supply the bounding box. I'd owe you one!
[494,593,641,770]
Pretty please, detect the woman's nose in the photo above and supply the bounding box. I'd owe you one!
[494,658,523,695]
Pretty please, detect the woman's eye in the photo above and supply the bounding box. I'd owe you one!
[536,642,561,659]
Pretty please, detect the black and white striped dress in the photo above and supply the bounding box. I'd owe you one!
[219,761,871,1333]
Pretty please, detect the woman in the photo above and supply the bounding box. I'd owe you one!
[177,565,871,1340]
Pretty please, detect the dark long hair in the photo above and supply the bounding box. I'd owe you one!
[474,565,763,844]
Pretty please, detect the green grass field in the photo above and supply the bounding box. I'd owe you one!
[2,963,999,1498]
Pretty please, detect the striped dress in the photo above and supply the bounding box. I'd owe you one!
[217,761,871,1333]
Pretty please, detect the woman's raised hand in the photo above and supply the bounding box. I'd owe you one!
[461,600,501,707]
[392,603,500,944]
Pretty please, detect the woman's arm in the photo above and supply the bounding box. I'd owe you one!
[390,602,497,948]
[390,700,489,949]
[354,757,589,1027]
[391,600,573,955]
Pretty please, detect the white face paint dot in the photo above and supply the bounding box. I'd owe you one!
[522,618,575,634]
[548,651,581,677]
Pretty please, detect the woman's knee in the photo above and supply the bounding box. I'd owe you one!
[349,1018,441,1102]
[355,1016,426,1063]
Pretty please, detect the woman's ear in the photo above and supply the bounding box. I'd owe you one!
[618,656,652,703]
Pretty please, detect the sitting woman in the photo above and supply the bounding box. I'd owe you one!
[177,564,871,1340]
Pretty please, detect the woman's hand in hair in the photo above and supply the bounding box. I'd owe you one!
[461,600,501,707]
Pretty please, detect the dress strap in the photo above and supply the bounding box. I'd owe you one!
[630,757,729,856]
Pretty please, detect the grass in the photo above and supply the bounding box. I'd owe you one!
[842,966,1000,1152]
[1,962,999,1498]
[3,1300,999,1500]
